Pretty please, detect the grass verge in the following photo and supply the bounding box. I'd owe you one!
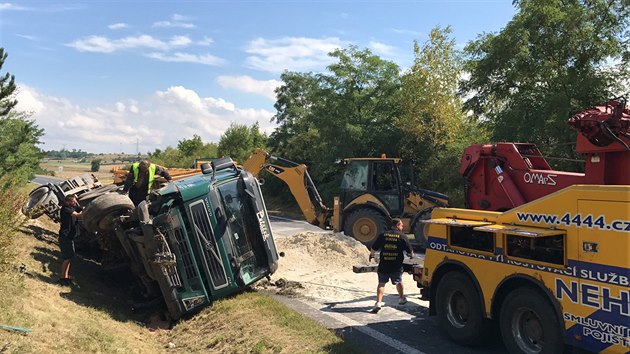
[0,187,362,354]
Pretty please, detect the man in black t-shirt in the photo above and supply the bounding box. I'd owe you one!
[369,218,414,313]
[58,194,82,286]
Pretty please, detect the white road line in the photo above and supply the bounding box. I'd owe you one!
[301,299,426,354]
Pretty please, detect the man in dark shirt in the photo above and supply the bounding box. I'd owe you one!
[369,218,414,313]
[122,160,172,206]
[58,194,82,286]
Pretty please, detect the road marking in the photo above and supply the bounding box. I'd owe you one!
[301,299,426,354]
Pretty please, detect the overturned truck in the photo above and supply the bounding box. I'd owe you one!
[25,157,279,320]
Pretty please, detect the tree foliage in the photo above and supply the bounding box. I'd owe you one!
[397,26,487,203]
[269,46,402,200]
[0,48,44,188]
[218,122,267,163]
[0,49,17,117]
[461,0,629,169]
[149,137,218,168]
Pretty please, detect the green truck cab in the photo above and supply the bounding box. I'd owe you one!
[82,157,279,320]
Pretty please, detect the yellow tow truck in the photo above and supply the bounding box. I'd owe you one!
[417,184,629,353]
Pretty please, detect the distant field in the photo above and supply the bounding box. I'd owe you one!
[40,160,127,184]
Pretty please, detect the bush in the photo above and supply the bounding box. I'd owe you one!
[0,183,25,272]
[90,159,102,172]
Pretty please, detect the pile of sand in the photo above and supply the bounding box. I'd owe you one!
[269,232,379,302]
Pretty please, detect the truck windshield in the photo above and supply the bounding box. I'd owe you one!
[217,179,269,282]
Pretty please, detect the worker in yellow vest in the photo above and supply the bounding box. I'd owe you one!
[122,160,172,206]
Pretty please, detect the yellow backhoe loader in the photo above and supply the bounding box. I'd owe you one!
[242,148,449,247]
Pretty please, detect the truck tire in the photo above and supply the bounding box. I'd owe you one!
[500,287,563,354]
[343,208,387,247]
[412,209,433,249]
[82,193,134,233]
[22,185,56,219]
[78,184,120,206]
[436,271,492,346]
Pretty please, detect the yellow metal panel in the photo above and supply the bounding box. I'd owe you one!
[422,218,493,227]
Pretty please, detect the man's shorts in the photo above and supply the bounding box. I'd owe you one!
[377,271,403,285]
[58,236,75,260]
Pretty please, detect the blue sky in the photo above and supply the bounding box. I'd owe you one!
[1,1,516,154]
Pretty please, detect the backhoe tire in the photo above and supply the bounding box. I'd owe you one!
[82,193,134,233]
[412,209,433,249]
[78,184,120,206]
[343,209,387,247]
[22,185,56,219]
[500,287,563,354]
[436,271,493,346]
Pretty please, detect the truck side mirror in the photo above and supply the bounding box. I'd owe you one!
[201,163,213,174]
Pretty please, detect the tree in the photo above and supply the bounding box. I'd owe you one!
[460,0,629,170]
[0,48,17,117]
[90,158,102,172]
[218,122,267,163]
[0,48,44,187]
[177,135,204,156]
[269,46,402,198]
[397,26,488,205]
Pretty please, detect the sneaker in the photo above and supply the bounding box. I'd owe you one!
[398,296,408,305]
[371,302,384,313]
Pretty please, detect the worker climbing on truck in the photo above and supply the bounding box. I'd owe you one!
[123,159,172,206]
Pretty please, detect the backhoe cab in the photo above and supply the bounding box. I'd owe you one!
[242,149,449,247]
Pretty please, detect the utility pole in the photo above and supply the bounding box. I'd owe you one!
[136,138,139,156]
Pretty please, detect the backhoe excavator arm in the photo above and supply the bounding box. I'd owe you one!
[241,148,331,229]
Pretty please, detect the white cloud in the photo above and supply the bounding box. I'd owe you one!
[16,34,36,40]
[0,3,29,11]
[369,40,396,57]
[152,15,195,29]
[146,52,225,66]
[15,85,275,153]
[197,36,214,46]
[108,23,128,30]
[217,75,281,101]
[67,34,174,53]
[391,28,423,37]
[245,36,349,73]
[169,35,192,46]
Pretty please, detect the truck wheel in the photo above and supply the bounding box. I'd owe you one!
[436,271,492,346]
[82,193,134,233]
[78,184,120,206]
[344,209,386,246]
[412,209,433,249]
[500,288,563,354]
[22,185,56,218]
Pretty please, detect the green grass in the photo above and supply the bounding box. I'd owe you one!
[0,188,365,354]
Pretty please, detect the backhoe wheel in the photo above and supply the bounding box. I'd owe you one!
[22,185,56,219]
[412,208,433,249]
[82,193,134,233]
[500,288,563,354]
[343,209,386,247]
[78,184,120,206]
[436,271,493,346]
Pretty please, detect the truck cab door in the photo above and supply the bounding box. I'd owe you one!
[369,160,404,215]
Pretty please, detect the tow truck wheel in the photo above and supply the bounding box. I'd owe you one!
[436,271,492,346]
[82,193,134,233]
[500,287,563,354]
[22,185,56,219]
[344,209,386,247]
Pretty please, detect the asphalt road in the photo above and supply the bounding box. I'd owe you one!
[31,175,63,186]
[266,215,508,354]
